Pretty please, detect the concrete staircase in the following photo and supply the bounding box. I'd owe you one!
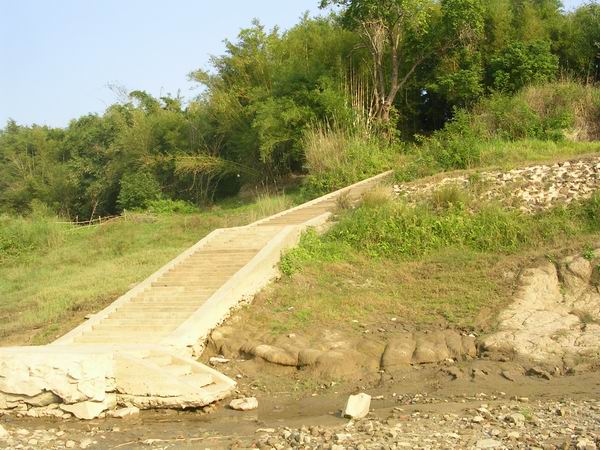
[0,171,392,418]
[69,226,281,345]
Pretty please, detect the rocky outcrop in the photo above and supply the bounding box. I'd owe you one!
[0,348,236,420]
[209,326,476,379]
[382,330,476,369]
[481,250,600,368]
[0,349,115,419]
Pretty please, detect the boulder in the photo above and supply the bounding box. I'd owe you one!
[381,334,416,368]
[251,345,298,366]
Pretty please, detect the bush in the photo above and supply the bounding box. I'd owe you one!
[406,82,600,176]
[144,199,199,214]
[0,214,64,260]
[420,109,484,170]
[117,172,162,211]
[584,191,600,223]
[489,40,559,93]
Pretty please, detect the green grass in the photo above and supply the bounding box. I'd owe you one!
[248,248,512,334]
[478,139,600,169]
[258,190,600,334]
[0,193,296,345]
[284,191,600,264]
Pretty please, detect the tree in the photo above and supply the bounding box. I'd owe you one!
[320,0,435,123]
[320,0,485,124]
[559,3,600,82]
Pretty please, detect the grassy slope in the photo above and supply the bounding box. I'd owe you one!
[243,149,600,337]
[0,195,294,345]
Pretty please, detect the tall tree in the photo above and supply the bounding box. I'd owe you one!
[320,0,435,123]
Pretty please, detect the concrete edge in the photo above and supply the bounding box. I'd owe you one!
[161,212,333,351]
[52,228,229,345]
[246,170,394,227]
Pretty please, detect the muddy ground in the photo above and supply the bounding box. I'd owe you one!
[2,359,600,449]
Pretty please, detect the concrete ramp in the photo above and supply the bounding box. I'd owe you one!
[0,171,392,419]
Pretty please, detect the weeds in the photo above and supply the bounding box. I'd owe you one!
[396,82,600,181]
[283,192,600,273]
[430,185,470,210]
[583,245,596,261]
[302,124,399,196]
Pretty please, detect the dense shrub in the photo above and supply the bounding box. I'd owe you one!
[0,214,64,259]
[489,41,559,93]
[407,82,600,175]
[144,199,199,214]
[117,172,162,211]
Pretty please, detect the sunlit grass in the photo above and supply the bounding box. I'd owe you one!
[0,193,298,345]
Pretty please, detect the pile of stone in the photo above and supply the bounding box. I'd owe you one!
[394,157,600,213]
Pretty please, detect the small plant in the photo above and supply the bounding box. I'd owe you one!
[430,185,469,210]
[335,191,353,211]
[520,408,533,421]
[145,199,198,214]
[583,245,596,261]
[361,185,392,209]
[302,123,398,196]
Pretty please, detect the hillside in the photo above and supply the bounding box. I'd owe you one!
[2,0,600,447]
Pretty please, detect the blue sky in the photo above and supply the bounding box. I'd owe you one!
[0,0,591,128]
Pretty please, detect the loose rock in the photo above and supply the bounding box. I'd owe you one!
[229,397,258,411]
[343,393,371,419]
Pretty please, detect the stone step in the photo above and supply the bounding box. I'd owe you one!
[73,334,164,344]
[116,303,200,311]
[90,323,178,332]
[143,286,186,292]
[151,281,225,288]
[187,249,259,256]
[97,318,184,326]
[106,310,192,318]
[124,300,205,306]
[132,295,213,303]
[157,273,236,281]
[129,296,210,303]
[139,287,217,295]
[168,265,244,272]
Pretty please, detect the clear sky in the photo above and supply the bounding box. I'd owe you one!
[0,0,591,128]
